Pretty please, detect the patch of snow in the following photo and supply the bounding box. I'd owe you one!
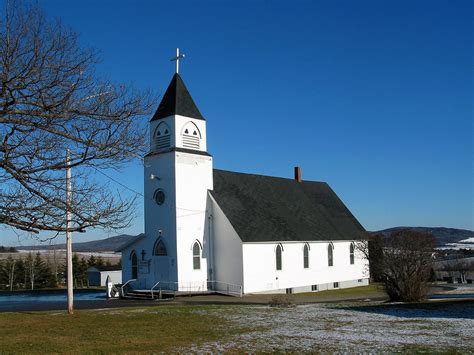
[180,302,474,352]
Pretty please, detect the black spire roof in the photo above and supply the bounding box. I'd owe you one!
[151,73,204,121]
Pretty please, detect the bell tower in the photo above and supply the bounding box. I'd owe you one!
[143,58,213,290]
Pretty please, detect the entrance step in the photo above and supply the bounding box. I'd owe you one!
[122,290,175,300]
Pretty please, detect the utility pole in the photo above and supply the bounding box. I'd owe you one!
[66,148,73,314]
[9,261,15,292]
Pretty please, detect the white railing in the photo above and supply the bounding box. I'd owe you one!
[208,281,243,297]
[158,281,206,293]
[149,280,242,297]
[120,279,136,298]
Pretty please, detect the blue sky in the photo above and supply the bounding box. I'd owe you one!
[2,0,472,246]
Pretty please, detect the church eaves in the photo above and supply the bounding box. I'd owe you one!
[151,73,204,121]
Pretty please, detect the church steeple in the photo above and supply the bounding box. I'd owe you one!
[151,73,204,121]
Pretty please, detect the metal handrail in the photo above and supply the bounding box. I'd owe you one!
[150,281,161,299]
[120,279,136,298]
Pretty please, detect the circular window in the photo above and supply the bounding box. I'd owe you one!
[154,189,165,205]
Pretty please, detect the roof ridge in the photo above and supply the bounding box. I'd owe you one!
[213,168,326,184]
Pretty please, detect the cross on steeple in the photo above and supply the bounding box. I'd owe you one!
[170,48,185,74]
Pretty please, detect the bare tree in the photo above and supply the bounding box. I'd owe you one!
[4,255,15,290]
[0,2,152,234]
[24,252,35,290]
[357,229,435,302]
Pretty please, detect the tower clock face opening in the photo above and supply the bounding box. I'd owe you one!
[154,189,165,205]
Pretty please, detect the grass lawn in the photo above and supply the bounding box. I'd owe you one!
[295,283,385,297]
[0,305,246,353]
[0,299,471,352]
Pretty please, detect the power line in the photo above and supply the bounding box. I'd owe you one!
[92,167,144,197]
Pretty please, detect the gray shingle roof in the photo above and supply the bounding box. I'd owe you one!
[115,234,145,252]
[210,169,367,243]
[151,73,204,121]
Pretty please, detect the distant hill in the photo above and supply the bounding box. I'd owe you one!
[371,227,474,248]
[18,234,140,252]
[16,227,473,252]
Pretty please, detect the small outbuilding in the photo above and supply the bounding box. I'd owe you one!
[87,266,122,287]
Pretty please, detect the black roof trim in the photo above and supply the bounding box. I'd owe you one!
[151,73,204,121]
[115,234,145,252]
[145,147,212,158]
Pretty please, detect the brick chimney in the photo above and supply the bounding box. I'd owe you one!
[294,166,302,183]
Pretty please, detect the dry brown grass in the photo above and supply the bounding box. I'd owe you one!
[0,305,233,352]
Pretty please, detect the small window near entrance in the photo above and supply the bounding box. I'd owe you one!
[286,288,293,294]
[311,285,318,291]
[192,242,201,270]
[333,282,339,289]
[130,251,138,279]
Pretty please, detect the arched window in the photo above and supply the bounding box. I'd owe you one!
[276,244,282,270]
[130,251,138,279]
[192,242,201,270]
[181,121,201,150]
[350,243,355,265]
[153,239,167,256]
[154,122,171,150]
[328,243,334,267]
[303,243,309,269]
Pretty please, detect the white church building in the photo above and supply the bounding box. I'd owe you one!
[119,65,369,296]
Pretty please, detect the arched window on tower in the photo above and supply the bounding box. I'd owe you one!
[181,121,201,150]
[350,242,355,265]
[154,122,171,150]
[303,243,310,269]
[153,239,167,256]
[130,251,138,279]
[328,243,334,267]
[276,244,283,271]
[192,241,201,270]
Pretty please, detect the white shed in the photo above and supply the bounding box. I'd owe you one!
[87,266,122,286]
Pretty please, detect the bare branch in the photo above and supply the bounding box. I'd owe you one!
[0,1,153,234]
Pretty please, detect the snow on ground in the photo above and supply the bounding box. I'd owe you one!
[438,237,474,250]
[184,302,474,352]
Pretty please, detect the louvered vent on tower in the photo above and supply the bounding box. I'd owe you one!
[153,123,171,151]
[181,122,201,150]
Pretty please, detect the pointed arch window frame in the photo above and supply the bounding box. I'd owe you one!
[275,243,283,271]
[130,250,138,279]
[350,242,355,265]
[328,243,334,267]
[192,240,202,270]
[303,243,310,269]
[153,238,168,256]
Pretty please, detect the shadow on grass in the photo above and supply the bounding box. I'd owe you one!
[335,300,474,320]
